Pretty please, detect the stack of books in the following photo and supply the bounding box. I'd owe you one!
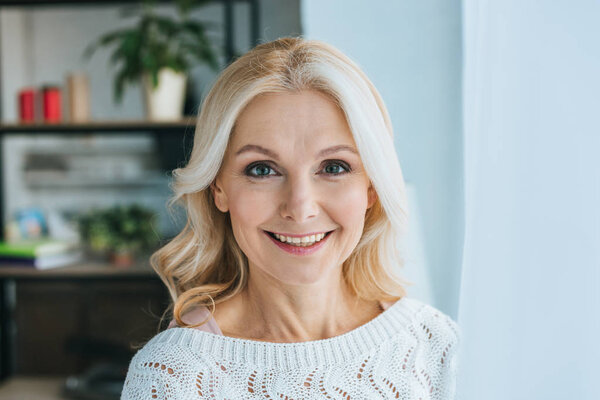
[0,239,83,270]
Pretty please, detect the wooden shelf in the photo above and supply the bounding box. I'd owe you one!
[0,118,196,134]
[0,260,158,279]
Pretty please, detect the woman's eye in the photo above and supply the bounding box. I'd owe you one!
[322,161,350,175]
[244,160,350,179]
[245,163,276,178]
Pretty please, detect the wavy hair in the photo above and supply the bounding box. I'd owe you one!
[151,37,411,332]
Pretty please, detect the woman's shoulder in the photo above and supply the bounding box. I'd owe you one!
[121,329,208,399]
[167,305,223,334]
[409,297,459,326]
[125,330,194,372]
[394,296,461,346]
[389,297,460,396]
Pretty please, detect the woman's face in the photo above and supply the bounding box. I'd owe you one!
[212,90,376,285]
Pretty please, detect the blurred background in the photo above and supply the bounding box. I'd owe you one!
[0,0,597,399]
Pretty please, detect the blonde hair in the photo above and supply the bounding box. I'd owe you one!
[152,37,410,332]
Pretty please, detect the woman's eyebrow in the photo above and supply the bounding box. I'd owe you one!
[235,144,358,160]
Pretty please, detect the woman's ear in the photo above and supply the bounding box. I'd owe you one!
[367,183,377,209]
[210,178,229,213]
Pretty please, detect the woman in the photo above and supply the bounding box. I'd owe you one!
[121,37,459,399]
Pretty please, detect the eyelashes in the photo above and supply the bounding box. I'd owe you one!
[244,160,352,179]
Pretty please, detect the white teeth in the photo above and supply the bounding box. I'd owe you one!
[302,235,316,243]
[272,232,328,246]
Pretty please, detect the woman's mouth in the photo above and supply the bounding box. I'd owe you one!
[263,230,334,255]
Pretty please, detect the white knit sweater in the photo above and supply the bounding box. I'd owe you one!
[121,297,460,399]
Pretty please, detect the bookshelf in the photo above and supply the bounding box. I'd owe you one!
[0,0,260,242]
[0,0,260,383]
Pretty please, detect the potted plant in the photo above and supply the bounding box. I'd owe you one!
[84,0,220,121]
[76,204,160,267]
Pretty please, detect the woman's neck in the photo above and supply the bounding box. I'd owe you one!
[213,271,382,343]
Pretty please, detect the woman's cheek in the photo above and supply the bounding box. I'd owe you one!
[229,186,273,222]
[329,183,369,216]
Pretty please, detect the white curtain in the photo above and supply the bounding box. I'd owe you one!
[458,1,600,399]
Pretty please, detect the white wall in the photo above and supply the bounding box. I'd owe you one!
[302,0,463,317]
[458,1,600,398]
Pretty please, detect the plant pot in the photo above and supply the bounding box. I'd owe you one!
[143,68,187,121]
[110,249,135,268]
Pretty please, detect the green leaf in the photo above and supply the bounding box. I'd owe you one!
[114,67,129,103]
[151,69,159,88]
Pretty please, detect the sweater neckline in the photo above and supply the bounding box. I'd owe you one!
[151,296,424,369]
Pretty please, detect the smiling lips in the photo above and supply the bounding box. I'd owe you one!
[272,232,327,247]
[264,230,334,254]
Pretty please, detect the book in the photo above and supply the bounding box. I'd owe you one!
[0,239,82,270]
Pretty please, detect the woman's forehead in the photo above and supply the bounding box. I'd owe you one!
[230,90,354,148]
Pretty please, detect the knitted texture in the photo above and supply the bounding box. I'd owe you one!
[121,297,460,399]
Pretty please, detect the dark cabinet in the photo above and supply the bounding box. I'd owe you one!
[0,265,171,378]
[14,278,169,375]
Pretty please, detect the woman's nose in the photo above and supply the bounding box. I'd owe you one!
[279,173,319,223]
